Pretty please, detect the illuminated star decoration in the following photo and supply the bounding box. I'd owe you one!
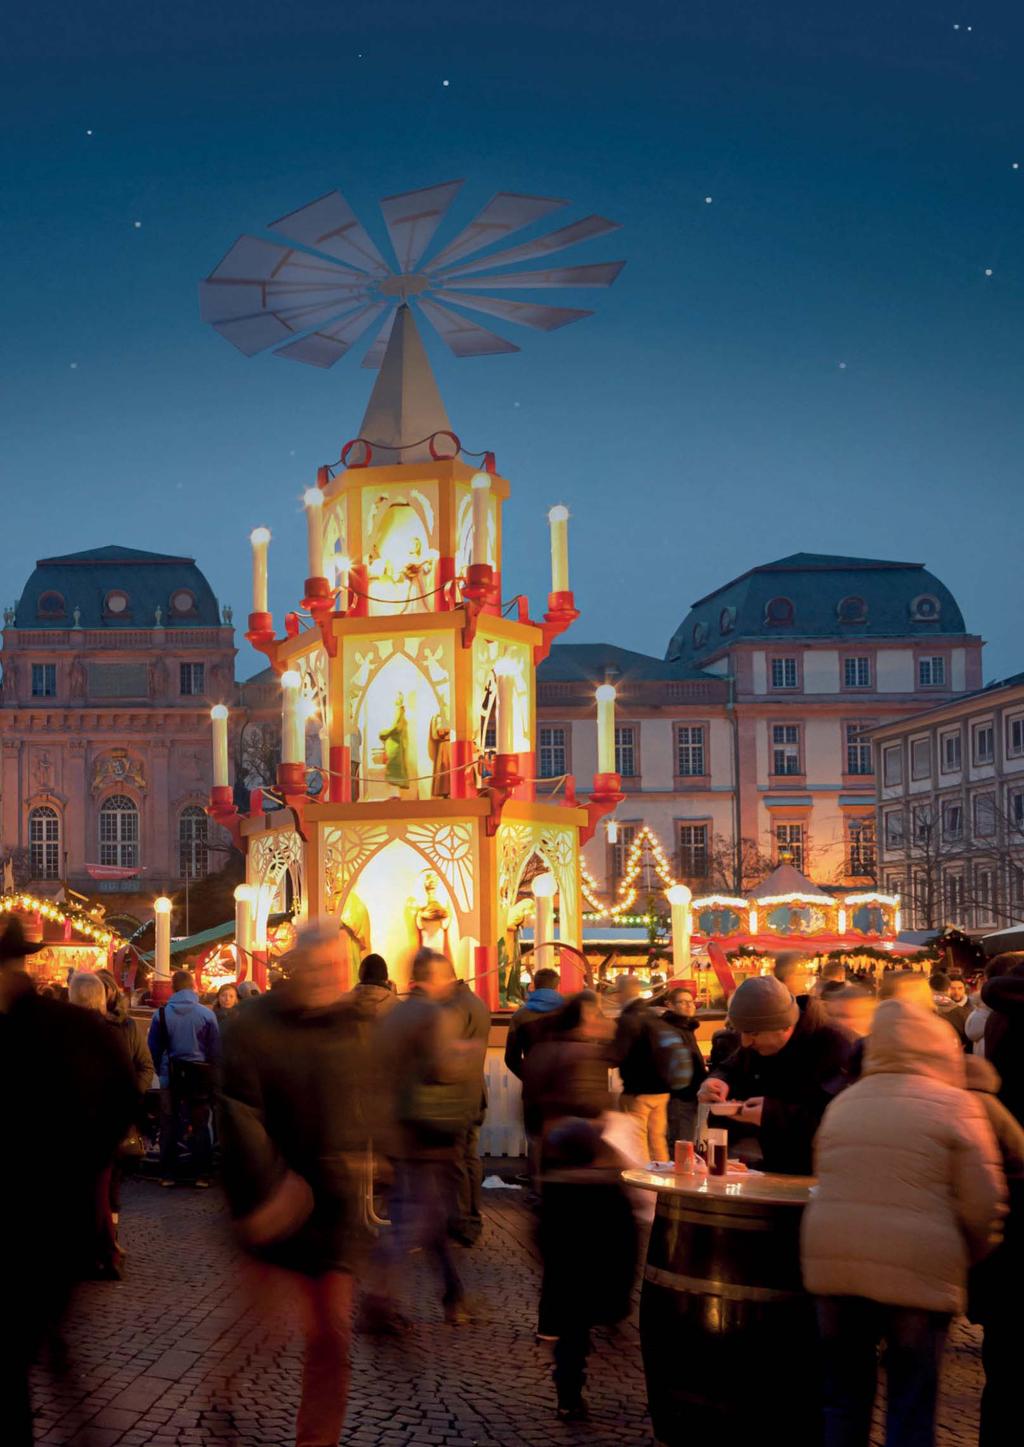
[199,181,625,369]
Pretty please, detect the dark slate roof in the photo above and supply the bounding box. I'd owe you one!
[15,545,222,628]
[538,642,713,683]
[667,552,969,665]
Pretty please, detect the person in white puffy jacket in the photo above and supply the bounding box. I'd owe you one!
[801,998,1006,1447]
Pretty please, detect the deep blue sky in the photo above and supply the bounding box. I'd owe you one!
[3,2,1022,679]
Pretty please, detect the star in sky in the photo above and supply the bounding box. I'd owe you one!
[704,196,713,204]
[133,220,142,229]
[984,268,993,277]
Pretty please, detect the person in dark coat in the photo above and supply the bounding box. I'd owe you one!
[504,968,564,1080]
[660,988,708,1150]
[350,953,397,1022]
[982,954,1024,1125]
[536,1118,638,1421]
[444,972,491,1247]
[698,974,853,1175]
[610,976,677,1161]
[372,951,485,1325]
[219,919,371,1447]
[0,922,135,1445]
[148,968,220,1186]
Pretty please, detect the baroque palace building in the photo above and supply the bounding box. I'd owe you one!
[0,546,236,917]
[538,553,983,900]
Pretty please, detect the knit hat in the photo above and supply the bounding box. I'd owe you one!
[728,975,799,1034]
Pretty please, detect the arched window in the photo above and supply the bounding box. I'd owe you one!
[837,595,868,623]
[98,794,139,870]
[764,595,795,625]
[36,591,66,619]
[29,806,61,880]
[179,806,208,879]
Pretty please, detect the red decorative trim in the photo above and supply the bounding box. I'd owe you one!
[533,590,580,665]
[245,612,282,672]
[341,438,372,468]
[206,786,245,853]
[485,753,521,836]
[428,430,461,460]
[461,563,493,648]
[580,771,625,845]
[329,745,351,804]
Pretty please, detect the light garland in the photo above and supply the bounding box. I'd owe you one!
[753,891,835,908]
[0,893,121,949]
[690,894,748,911]
[580,823,680,921]
[843,892,901,908]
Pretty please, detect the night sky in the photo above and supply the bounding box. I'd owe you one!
[3,2,1022,679]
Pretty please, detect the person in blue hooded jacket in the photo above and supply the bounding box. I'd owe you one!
[147,969,220,1187]
[504,968,564,1083]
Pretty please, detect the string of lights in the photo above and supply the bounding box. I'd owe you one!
[0,893,122,948]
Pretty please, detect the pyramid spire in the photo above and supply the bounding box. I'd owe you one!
[357,304,453,465]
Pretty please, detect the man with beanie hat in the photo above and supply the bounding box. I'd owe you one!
[697,974,853,1175]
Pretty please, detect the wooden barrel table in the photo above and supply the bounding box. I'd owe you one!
[624,1168,818,1447]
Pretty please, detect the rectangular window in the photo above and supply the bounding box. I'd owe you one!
[771,724,801,776]
[847,818,875,876]
[179,662,206,696]
[884,810,905,849]
[910,737,932,781]
[610,823,638,884]
[942,801,963,841]
[973,793,996,838]
[919,656,946,688]
[944,873,964,918]
[1010,789,1024,832]
[29,811,61,879]
[845,723,873,776]
[912,805,933,844]
[770,657,798,689]
[1011,865,1024,905]
[973,723,995,765]
[675,725,706,777]
[30,663,57,697]
[1008,716,1024,758]
[614,725,637,779]
[882,744,903,787]
[941,731,962,773]
[537,726,567,779]
[844,656,871,689]
[975,868,994,922]
[775,823,804,870]
[678,823,710,880]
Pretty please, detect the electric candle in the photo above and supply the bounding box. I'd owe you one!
[280,671,304,765]
[210,704,229,789]
[303,488,324,579]
[595,683,616,774]
[666,883,692,974]
[548,504,570,593]
[154,896,172,982]
[234,884,255,967]
[493,659,516,755]
[250,527,271,613]
[532,872,556,968]
[471,472,490,568]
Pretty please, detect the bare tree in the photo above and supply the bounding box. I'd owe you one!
[899,798,1024,930]
[705,834,775,895]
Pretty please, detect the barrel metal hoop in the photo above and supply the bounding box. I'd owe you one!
[644,1264,805,1304]
[658,1203,777,1232]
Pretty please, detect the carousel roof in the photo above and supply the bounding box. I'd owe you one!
[748,862,834,902]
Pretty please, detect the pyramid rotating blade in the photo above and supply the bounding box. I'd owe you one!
[434,291,592,331]
[206,234,297,282]
[199,280,370,324]
[273,301,388,368]
[424,192,567,273]
[380,180,464,272]
[441,261,625,290]
[213,314,299,357]
[416,297,519,357]
[269,191,389,275]
[434,214,621,279]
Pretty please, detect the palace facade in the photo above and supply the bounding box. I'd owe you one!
[0,546,235,924]
[539,553,983,901]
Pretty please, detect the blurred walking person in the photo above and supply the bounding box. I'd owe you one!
[611,976,693,1162]
[802,999,1005,1447]
[445,968,491,1246]
[373,950,485,1325]
[659,988,707,1150]
[148,968,220,1187]
[0,921,135,1444]
[219,920,371,1447]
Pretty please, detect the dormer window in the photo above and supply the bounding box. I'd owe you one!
[910,593,941,622]
[765,596,794,625]
[170,588,197,617]
[103,589,130,617]
[692,621,708,648]
[36,591,66,619]
[719,606,735,635]
[837,595,867,623]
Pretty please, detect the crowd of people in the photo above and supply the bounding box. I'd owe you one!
[2,911,1022,1447]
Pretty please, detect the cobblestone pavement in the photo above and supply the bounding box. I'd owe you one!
[30,1178,985,1447]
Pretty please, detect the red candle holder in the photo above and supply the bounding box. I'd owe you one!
[245,611,281,670]
[485,752,521,835]
[581,770,625,845]
[461,563,493,646]
[206,786,244,852]
[534,589,580,664]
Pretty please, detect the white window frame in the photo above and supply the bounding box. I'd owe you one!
[770,657,798,690]
[843,656,871,689]
[98,794,140,870]
[941,730,962,773]
[973,722,995,766]
[614,724,638,779]
[771,724,801,776]
[775,822,805,869]
[910,737,932,782]
[918,656,946,688]
[29,806,61,879]
[537,725,568,779]
[678,822,710,880]
[845,723,873,776]
[675,725,706,778]
[882,744,903,787]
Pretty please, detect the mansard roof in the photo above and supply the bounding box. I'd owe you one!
[15,544,222,628]
[667,552,970,667]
